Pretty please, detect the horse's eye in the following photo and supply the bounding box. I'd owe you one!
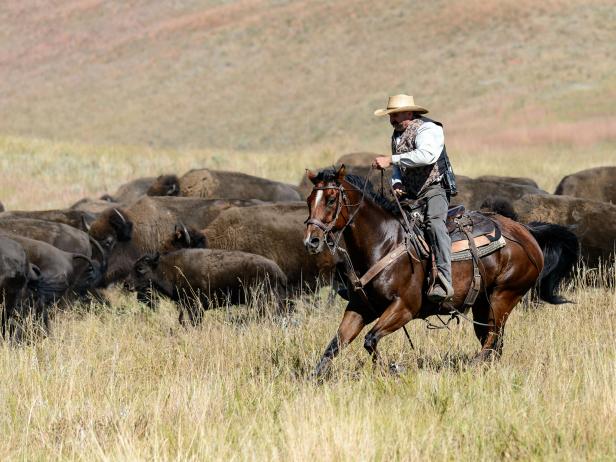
[327,197,336,206]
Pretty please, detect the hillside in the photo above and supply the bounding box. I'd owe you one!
[1,0,614,152]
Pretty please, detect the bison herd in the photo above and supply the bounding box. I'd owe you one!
[0,160,614,339]
[0,167,341,338]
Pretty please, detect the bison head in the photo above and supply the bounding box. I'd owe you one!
[147,174,180,197]
[126,253,170,308]
[88,208,133,252]
[160,223,207,254]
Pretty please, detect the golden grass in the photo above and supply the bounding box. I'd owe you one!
[0,135,615,460]
[0,270,614,460]
[1,1,615,458]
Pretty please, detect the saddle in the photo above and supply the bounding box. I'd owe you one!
[446,207,505,257]
[399,201,507,310]
[401,202,506,260]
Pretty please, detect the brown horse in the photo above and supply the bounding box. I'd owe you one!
[304,166,572,377]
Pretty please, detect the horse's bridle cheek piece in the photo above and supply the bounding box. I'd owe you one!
[304,184,351,252]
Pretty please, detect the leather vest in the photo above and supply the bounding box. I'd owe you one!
[392,116,451,199]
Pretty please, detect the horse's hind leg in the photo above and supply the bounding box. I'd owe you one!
[472,289,522,363]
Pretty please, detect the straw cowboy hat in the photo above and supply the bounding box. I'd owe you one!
[374,94,428,117]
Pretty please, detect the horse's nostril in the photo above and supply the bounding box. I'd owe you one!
[310,237,321,248]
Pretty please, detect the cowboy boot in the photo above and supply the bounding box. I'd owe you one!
[427,272,454,303]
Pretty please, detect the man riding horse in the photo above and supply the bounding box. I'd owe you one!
[373,94,457,304]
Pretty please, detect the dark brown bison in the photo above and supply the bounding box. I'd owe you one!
[476,175,539,188]
[87,197,259,285]
[202,202,342,293]
[0,209,97,232]
[0,236,32,336]
[452,176,547,210]
[479,197,519,221]
[172,168,300,201]
[127,249,287,325]
[159,224,207,254]
[0,218,93,257]
[70,197,114,214]
[554,166,616,204]
[513,193,616,267]
[100,178,152,203]
[1,233,103,328]
[103,174,180,204]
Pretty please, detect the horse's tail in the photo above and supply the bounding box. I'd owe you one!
[524,221,579,304]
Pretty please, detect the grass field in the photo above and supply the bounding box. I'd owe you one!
[0,136,615,460]
[0,265,614,460]
[1,0,615,459]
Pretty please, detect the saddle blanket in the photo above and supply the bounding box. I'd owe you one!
[451,231,506,262]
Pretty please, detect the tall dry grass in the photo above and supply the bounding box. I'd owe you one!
[0,266,614,460]
[0,135,615,459]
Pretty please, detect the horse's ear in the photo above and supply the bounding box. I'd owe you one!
[306,169,318,185]
[336,164,346,182]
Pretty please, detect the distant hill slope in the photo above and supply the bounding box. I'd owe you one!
[0,0,614,151]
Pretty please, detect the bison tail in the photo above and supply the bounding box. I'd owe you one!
[525,221,579,304]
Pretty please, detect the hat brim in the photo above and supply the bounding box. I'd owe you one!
[374,105,429,117]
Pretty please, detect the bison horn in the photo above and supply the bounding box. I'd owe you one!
[82,215,92,232]
[89,236,108,273]
[113,208,127,224]
[73,254,95,272]
[180,222,191,247]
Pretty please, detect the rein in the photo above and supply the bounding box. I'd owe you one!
[306,167,496,345]
[307,166,417,348]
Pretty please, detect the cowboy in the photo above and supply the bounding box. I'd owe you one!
[372,94,456,303]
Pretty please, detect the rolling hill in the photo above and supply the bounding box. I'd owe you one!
[1,0,614,153]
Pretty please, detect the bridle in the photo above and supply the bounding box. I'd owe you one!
[305,171,373,253]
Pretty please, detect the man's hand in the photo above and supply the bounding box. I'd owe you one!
[392,183,405,197]
[372,156,391,170]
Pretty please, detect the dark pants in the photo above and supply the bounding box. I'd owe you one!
[420,185,452,287]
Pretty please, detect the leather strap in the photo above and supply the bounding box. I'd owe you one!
[357,243,409,288]
[460,221,488,311]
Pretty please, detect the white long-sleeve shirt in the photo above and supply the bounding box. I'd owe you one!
[392,121,444,185]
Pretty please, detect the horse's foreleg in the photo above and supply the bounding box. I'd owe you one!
[313,309,365,379]
[363,298,413,369]
[472,289,521,363]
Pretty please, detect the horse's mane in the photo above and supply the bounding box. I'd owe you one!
[314,168,400,216]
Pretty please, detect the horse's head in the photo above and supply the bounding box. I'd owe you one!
[303,165,348,254]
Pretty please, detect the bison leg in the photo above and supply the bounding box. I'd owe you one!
[312,309,366,379]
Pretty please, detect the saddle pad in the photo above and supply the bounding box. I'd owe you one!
[451,234,506,262]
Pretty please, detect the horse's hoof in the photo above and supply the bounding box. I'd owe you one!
[471,349,497,366]
[389,362,406,375]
